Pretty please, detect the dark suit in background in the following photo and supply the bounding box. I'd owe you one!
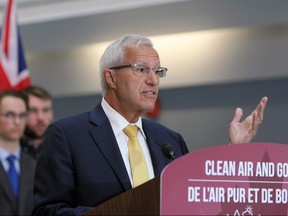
[32,103,188,215]
[0,147,36,215]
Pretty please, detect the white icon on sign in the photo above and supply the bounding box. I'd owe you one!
[242,206,253,215]
[233,206,254,216]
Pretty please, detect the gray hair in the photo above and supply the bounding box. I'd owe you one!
[99,34,154,96]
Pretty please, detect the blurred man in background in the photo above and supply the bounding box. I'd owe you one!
[21,86,53,159]
[0,90,36,215]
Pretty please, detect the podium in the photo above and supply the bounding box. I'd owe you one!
[84,143,288,215]
[83,176,160,215]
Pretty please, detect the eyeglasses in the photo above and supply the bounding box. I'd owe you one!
[109,64,167,78]
[1,111,27,122]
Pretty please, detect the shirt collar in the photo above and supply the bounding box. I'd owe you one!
[101,98,146,138]
[0,146,21,161]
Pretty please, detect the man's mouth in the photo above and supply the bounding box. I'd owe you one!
[142,89,157,95]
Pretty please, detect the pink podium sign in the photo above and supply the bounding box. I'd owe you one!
[161,143,288,215]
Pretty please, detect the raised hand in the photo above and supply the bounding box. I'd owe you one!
[229,96,268,144]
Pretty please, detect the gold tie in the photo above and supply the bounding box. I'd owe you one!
[124,125,149,187]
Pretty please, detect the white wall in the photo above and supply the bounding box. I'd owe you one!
[27,25,288,97]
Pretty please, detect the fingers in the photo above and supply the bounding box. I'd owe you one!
[229,96,268,144]
[249,96,268,133]
[257,96,268,120]
[252,96,268,127]
[231,107,243,124]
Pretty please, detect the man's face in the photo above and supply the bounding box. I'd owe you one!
[106,45,161,119]
[25,95,53,139]
[0,96,27,142]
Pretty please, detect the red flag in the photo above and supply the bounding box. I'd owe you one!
[0,0,30,91]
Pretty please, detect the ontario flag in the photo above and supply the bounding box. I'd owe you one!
[0,0,30,91]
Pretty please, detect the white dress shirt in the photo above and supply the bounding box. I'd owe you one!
[0,146,21,174]
[101,98,155,185]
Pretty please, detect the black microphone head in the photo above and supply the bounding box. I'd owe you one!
[161,144,175,160]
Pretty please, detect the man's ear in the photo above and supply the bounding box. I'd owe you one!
[103,69,116,89]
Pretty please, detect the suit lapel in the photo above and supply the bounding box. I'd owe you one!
[89,104,131,191]
[142,121,168,176]
[0,161,18,214]
[18,151,35,215]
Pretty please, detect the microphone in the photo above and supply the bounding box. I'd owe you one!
[161,144,175,160]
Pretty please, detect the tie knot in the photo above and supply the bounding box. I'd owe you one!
[124,125,138,138]
[6,155,16,164]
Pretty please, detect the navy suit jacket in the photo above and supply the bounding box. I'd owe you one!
[32,103,189,216]
[0,147,36,215]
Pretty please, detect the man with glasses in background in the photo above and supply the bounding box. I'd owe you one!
[0,90,36,215]
[32,34,268,216]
